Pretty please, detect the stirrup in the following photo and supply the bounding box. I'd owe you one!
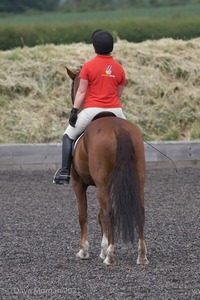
[53,168,71,184]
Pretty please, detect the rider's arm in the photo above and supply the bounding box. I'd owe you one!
[73,79,88,109]
[118,85,124,98]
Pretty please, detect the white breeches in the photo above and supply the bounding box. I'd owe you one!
[64,107,126,140]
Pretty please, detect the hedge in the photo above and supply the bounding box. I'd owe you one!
[0,17,200,50]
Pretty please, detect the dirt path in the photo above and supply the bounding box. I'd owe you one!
[1,167,199,299]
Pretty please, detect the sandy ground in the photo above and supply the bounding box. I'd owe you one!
[0,167,199,300]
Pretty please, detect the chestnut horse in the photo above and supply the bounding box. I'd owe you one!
[66,67,149,266]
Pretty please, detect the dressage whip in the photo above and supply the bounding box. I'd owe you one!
[144,141,178,173]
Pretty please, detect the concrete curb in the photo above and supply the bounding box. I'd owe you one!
[0,141,200,170]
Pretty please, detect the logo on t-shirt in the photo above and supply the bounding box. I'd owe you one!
[102,65,115,78]
[105,65,112,75]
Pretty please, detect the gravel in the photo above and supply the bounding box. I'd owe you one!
[0,167,199,300]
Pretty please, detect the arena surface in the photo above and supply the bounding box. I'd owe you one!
[1,167,199,299]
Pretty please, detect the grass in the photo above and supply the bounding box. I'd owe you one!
[1,4,200,51]
[0,4,200,25]
[0,38,200,143]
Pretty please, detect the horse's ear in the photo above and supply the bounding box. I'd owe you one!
[65,67,76,80]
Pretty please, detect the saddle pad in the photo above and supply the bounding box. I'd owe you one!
[73,132,84,155]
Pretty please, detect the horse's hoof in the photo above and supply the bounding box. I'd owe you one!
[76,250,89,260]
[137,257,149,265]
[103,257,116,266]
[99,251,106,260]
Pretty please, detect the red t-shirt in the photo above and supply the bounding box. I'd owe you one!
[79,55,126,108]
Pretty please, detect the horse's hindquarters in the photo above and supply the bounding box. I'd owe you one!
[72,117,148,265]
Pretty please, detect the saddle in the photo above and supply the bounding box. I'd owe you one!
[92,111,116,121]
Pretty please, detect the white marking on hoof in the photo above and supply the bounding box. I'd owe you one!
[99,234,108,260]
[137,239,149,265]
[137,257,149,265]
[99,250,106,260]
[103,244,116,266]
[103,256,116,266]
[76,241,89,260]
[76,249,89,260]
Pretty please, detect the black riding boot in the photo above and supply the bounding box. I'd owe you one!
[53,134,73,184]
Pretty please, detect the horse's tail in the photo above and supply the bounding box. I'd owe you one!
[106,127,144,243]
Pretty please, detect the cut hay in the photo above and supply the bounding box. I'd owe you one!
[0,38,200,143]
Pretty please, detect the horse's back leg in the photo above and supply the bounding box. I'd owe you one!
[137,179,149,265]
[97,187,116,265]
[72,179,89,259]
[98,208,108,260]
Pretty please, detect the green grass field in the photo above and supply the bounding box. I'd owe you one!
[0,3,200,25]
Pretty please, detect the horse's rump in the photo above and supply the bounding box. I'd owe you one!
[73,117,145,183]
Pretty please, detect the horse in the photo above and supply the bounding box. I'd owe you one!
[66,67,149,266]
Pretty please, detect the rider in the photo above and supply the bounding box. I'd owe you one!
[53,29,126,184]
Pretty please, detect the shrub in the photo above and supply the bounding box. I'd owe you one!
[0,17,200,50]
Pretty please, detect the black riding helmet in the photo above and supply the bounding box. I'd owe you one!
[92,29,113,55]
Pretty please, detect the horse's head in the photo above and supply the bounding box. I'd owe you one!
[65,67,81,108]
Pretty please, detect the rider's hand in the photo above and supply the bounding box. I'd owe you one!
[69,107,78,127]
